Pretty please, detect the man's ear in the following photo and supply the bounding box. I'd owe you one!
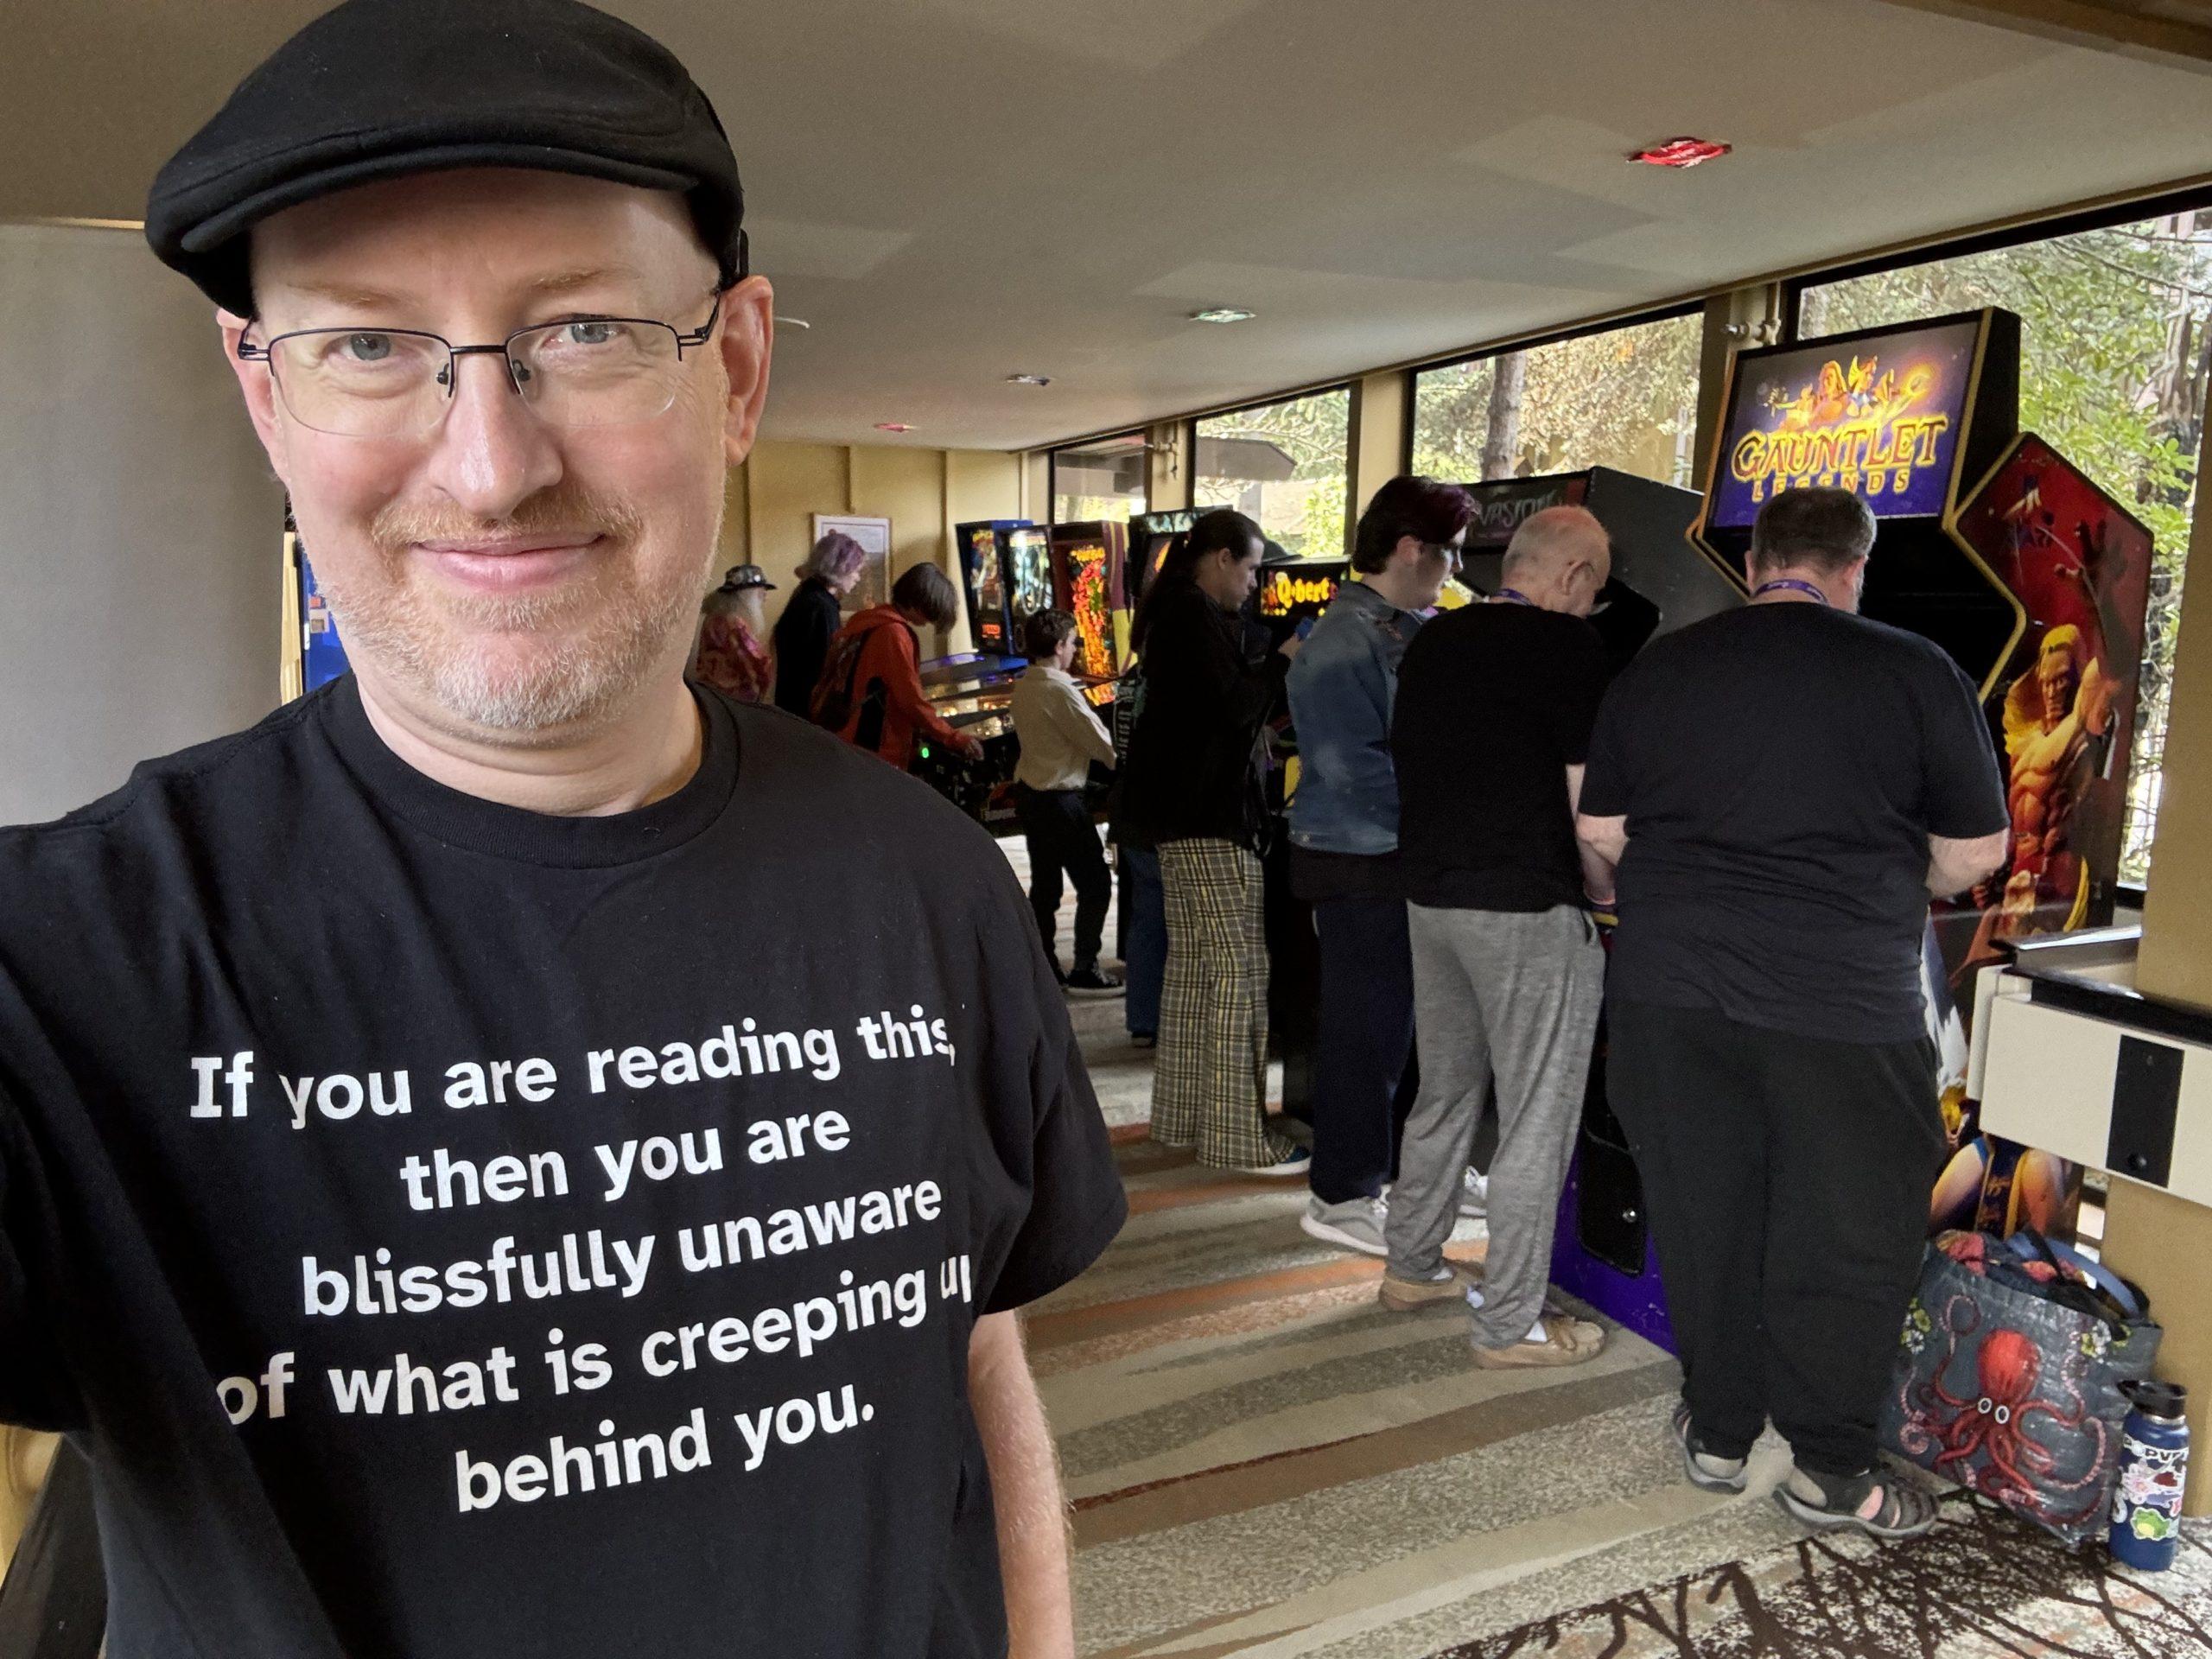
[218,308,292,488]
[717,276,775,466]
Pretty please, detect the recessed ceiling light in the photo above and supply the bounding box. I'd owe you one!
[1190,308,1256,324]
[1628,137,1731,168]
[874,422,917,433]
[1007,373,1052,386]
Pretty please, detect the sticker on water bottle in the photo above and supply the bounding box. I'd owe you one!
[2116,1433,2187,1540]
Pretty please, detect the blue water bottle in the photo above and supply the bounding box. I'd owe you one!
[2110,1381,2190,1571]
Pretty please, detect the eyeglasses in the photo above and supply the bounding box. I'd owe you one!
[237,296,722,438]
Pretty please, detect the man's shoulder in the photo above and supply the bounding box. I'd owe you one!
[1836,610,1967,677]
[3,692,324,855]
[1408,600,1582,656]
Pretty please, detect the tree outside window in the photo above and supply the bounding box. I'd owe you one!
[1799,211,2210,882]
[1194,389,1351,560]
[1411,313,1702,488]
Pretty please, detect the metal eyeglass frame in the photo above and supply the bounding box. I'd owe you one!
[234,294,724,427]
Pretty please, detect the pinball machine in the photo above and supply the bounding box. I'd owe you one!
[1046,519,1130,682]
[914,524,1123,832]
[953,518,1042,664]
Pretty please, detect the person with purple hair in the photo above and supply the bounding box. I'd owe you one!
[773,528,867,715]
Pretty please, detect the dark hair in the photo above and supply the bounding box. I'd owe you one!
[892,563,960,631]
[1024,608,1077,661]
[1352,475,1474,575]
[1749,487,1876,575]
[1130,508,1262,652]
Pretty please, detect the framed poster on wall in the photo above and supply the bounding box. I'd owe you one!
[811,513,892,615]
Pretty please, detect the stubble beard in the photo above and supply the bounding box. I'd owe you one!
[321,482,715,735]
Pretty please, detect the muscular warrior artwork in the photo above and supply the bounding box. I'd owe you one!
[1999,624,2112,920]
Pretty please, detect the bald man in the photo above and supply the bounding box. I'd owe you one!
[1382,506,1616,1364]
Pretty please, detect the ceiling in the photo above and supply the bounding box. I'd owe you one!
[7,0,2212,452]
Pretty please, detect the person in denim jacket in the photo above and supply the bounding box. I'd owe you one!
[1284,476,1472,1258]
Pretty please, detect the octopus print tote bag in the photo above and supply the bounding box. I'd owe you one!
[1881,1230,2161,1546]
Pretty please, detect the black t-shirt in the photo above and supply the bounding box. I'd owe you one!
[1580,603,2008,1044]
[772,576,843,717]
[1122,589,1280,851]
[1393,604,1611,912]
[0,679,1125,1659]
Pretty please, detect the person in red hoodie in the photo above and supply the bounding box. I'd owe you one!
[815,562,986,768]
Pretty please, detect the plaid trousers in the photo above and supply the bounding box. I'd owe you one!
[1152,838,1294,1170]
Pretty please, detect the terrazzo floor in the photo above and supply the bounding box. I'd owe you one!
[1003,835,2212,1658]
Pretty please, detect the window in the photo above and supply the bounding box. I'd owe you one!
[1799,207,2211,881]
[1194,387,1351,559]
[1410,312,1702,487]
[1050,432,1146,524]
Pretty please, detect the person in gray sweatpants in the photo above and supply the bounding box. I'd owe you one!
[1389,908,1604,1352]
[1383,506,1620,1364]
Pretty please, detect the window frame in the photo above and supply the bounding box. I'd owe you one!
[1779,181,2212,345]
[1046,430,1149,528]
[1190,383,1357,559]
[1402,301,1705,483]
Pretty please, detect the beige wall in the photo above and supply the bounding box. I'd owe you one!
[724,439,1023,658]
[0,223,284,826]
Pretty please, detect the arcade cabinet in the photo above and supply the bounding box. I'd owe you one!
[953,518,1037,662]
[1258,543,1352,1122]
[1047,520,1130,682]
[1255,555,1349,645]
[1691,308,2026,697]
[917,523,1063,830]
[282,526,351,697]
[1003,524,1057,650]
[1456,468,1738,675]
[1690,306,2149,969]
[1128,508,1203,606]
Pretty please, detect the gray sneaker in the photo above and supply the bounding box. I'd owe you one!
[1459,1166,1489,1218]
[1300,1194,1388,1257]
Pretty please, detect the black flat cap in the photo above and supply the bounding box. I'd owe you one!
[145,0,746,316]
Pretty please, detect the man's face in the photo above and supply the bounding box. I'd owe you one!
[224,168,773,739]
[2039,639,2079,713]
[1402,534,1460,611]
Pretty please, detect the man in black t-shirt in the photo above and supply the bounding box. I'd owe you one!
[0,4,1125,1655]
[1383,507,1614,1363]
[1576,488,2007,1540]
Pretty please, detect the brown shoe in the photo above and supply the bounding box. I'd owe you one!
[1470,1313,1607,1368]
[1378,1263,1476,1310]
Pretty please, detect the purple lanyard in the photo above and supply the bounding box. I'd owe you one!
[1751,578,1829,606]
[1493,588,1536,607]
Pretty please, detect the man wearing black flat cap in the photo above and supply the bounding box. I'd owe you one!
[0,3,1122,1656]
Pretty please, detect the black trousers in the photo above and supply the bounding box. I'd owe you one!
[1606,1001,1942,1478]
[1309,896,1419,1205]
[1014,785,1109,973]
